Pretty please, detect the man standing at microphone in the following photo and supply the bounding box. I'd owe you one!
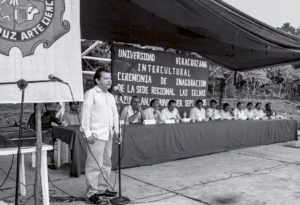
[81,67,119,204]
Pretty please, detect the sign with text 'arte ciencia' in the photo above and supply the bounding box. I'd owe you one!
[0,0,83,103]
[111,45,209,114]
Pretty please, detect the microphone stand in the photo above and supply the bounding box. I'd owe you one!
[0,79,52,205]
[111,95,130,205]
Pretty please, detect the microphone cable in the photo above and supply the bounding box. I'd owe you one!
[112,99,147,173]
[65,83,117,191]
[111,103,130,189]
[112,104,130,167]
[0,155,14,188]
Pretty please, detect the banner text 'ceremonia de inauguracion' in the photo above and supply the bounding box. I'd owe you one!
[111,45,209,114]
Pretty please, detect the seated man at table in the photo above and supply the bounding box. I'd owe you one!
[62,102,80,126]
[206,99,221,120]
[40,103,62,169]
[220,103,234,120]
[27,103,44,130]
[120,96,145,125]
[253,102,266,119]
[244,102,255,120]
[27,103,62,170]
[27,103,60,130]
[265,102,276,119]
[233,102,247,120]
[42,103,61,129]
[189,99,205,122]
[161,100,181,122]
[143,98,161,123]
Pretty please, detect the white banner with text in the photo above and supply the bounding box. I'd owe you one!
[0,0,83,103]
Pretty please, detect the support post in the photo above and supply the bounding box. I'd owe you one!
[34,104,42,205]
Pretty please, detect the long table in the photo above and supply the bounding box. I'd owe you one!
[0,127,49,148]
[53,120,297,177]
[52,125,86,177]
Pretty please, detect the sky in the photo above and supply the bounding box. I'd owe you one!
[223,0,300,28]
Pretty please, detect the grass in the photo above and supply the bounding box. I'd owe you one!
[0,104,33,128]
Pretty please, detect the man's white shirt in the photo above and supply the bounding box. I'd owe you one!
[253,109,265,119]
[233,109,247,120]
[244,109,255,119]
[206,108,221,120]
[220,110,233,120]
[143,107,161,121]
[120,105,142,124]
[189,107,206,120]
[81,86,119,141]
[161,108,180,121]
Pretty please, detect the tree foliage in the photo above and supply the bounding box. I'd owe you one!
[207,23,300,101]
[279,23,300,36]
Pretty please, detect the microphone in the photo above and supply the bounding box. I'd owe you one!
[113,85,124,97]
[48,74,67,84]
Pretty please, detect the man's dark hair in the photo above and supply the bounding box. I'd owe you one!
[150,99,158,107]
[69,101,79,106]
[94,66,111,85]
[237,102,242,107]
[255,102,262,108]
[223,103,229,110]
[168,100,176,107]
[247,102,253,106]
[210,99,217,104]
[130,96,139,103]
[265,102,271,109]
[195,99,203,106]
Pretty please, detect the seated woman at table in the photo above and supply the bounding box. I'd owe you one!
[233,102,247,120]
[244,102,255,120]
[161,100,181,122]
[253,102,266,119]
[120,96,145,125]
[143,99,162,123]
[62,102,81,126]
[189,99,205,122]
[265,102,276,119]
[206,99,221,120]
[220,103,234,120]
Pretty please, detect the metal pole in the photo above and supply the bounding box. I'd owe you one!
[14,88,25,205]
[118,143,122,197]
[111,96,130,205]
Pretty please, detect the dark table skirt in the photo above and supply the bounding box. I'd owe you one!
[53,120,297,177]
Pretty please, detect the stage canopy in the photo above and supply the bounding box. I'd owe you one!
[81,0,300,71]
